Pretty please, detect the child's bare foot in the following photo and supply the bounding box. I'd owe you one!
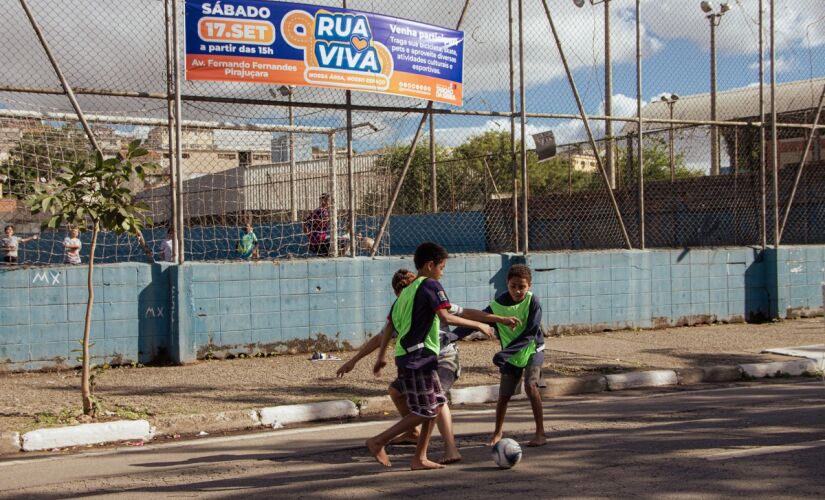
[366,438,391,467]
[487,433,503,447]
[390,431,419,445]
[438,452,462,465]
[411,458,446,470]
[527,434,547,447]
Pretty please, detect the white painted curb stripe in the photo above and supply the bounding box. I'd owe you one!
[605,370,679,391]
[259,400,358,427]
[21,420,154,452]
[738,359,817,378]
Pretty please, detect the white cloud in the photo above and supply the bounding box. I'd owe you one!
[749,55,797,73]
[640,0,825,55]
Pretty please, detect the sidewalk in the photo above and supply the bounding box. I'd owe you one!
[1,317,823,435]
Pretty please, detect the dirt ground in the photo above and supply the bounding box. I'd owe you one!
[1,317,822,433]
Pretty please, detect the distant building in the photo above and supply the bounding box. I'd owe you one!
[144,127,272,179]
[632,77,825,171]
[270,134,312,163]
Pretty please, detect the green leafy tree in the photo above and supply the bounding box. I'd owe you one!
[28,141,157,416]
[380,141,451,214]
[1,124,91,199]
[617,136,701,183]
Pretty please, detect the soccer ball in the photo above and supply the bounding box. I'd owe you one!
[492,438,522,469]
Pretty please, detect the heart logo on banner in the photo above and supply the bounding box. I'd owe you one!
[351,36,368,51]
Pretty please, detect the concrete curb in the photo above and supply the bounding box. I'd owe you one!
[0,431,21,454]
[542,375,608,397]
[152,410,261,436]
[605,370,679,391]
[356,396,395,417]
[21,420,154,452]
[738,359,818,378]
[259,400,359,428]
[4,359,820,455]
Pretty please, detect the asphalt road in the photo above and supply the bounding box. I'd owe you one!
[1,381,823,499]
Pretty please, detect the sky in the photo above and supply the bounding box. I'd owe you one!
[0,0,823,155]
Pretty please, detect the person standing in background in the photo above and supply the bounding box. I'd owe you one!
[62,227,82,265]
[2,224,38,265]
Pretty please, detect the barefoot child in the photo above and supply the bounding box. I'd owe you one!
[366,242,495,470]
[338,268,519,464]
[454,264,547,447]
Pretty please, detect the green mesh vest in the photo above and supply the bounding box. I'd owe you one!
[391,277,441,358]
[490,291,535,368]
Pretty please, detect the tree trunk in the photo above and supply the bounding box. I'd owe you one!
[81,222,99,416]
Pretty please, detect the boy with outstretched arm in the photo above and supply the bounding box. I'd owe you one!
[338,268,520,464]
[453,263,547,447]
[366,242,495,470]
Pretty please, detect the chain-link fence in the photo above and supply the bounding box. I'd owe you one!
[1,0,823,265]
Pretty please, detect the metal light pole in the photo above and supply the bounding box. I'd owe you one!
[661,94,679,182]
[701,1,730,176]
[574,0,614,188]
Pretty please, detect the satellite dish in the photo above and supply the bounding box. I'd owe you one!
[700,1,713,13]
[573,0,586,7]
[532,130,557,162]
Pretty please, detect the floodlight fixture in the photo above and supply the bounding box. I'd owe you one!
[572,0,586,7]
[573,0,606,6]
[700,1,713,14]
[277,85,295,97]
[720,2,731,13]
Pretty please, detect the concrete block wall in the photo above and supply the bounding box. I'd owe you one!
[526,247,770,333]
[0,263,172,371]
[3,246,824,370]
[174,254,517,361]
[766,246,825,318]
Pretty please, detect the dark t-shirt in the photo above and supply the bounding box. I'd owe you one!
[393,278,451,371]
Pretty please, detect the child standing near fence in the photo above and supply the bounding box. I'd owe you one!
[2,225,38,265]
[62,227,82,265]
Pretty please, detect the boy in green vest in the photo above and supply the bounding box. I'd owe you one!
[454,263,547,447]
[367,242,496,470]
[338,268,520,464]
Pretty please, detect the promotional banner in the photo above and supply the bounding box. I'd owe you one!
[185,1,464,105]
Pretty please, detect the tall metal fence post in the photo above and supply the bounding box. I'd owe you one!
[604,0,615,189]
[636,0,645,249]
[289,91,297,223]
[770,0,779,247]
[539,0,632,250]
[171,0,185,263]
[518,0,529,255]
[329,133,338,258]
[759,0,767,250]
[344,0,356,257]
[509,0,519,254]
[163,0,180,263]
[430,112,438,213]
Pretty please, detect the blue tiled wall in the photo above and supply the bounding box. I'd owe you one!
[766,246,825,318]
[3,246,824,370]
[0,263,173,371]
